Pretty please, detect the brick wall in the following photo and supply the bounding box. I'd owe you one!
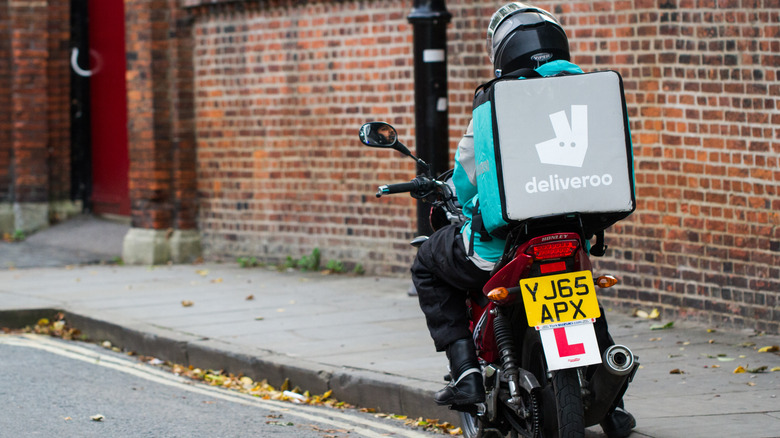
[9,0,50,203]
[0,0,71,219]
[544,0,779,332]
[46,0,71,204]
[124,0,199,231]
[188,0,778,332]
[0,0,10,202]
[190,0,420,273]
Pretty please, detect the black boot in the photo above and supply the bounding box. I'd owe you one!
[434,339,485,406]
[601,406,636,438]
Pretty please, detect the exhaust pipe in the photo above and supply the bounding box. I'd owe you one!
[584,345,637,426]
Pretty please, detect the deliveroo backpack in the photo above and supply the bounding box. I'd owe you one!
[472,69,635,238]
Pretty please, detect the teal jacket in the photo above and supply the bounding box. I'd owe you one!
[452,60,584,268]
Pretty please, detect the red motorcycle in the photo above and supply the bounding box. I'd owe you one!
[360,122,637,438]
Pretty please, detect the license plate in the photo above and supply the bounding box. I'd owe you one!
[520,271,601,327]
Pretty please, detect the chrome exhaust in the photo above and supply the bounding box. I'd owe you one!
[584,345,637,426]
[604,345,635,376]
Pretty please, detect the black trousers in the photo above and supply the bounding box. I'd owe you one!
[411,223,615,354]
[411,224,492,352]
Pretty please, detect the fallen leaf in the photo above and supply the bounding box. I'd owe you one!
[90,414,105,422]
[266,421,294,426]
[210,278,223,283]
[182,300,194,307]
[196,269,209,276]
[245,295,255,301]
[747,382,756,386]
[758,345,779,353]
[669,369,684,374]
[734,366,746,374]
[746,366,768,373]
[255,316,264,321]
[651,322,675,330]
[770,367,780,372]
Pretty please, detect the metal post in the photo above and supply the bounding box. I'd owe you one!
[408,0,451,236]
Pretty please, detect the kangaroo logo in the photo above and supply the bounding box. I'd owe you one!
[535,105,588,168]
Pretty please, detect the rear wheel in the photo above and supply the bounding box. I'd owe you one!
[552,369,585,437]
[522,330,585,438]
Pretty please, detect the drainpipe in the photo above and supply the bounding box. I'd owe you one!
[408,0,451,236]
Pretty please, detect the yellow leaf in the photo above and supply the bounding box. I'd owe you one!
[648,308,660,319]
[210,278,223,283]
[758,345,779,353]
[196,269,209,276]
[449,427,463,435]
[181,300,194,307]
[37,318,50,326]
[733,366,746,374]
[770,367,780,372]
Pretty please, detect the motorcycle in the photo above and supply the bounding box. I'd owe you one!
[359,122,638,438]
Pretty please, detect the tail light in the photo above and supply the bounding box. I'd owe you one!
[527,240,579,260]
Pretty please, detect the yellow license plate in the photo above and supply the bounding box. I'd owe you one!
[520,271,601,327]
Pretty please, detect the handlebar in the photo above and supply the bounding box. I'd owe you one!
[376,177,436,198]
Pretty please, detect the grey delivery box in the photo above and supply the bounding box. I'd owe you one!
[472,70,635,236]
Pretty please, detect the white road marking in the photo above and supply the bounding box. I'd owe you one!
[1,334,432,438]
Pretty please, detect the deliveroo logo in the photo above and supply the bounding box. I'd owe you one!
[525,104,614,194]
[534,105,588,168]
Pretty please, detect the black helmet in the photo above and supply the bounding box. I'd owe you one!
[487,2,570,77]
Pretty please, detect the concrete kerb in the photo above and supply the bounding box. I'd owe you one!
[2,307,459,424]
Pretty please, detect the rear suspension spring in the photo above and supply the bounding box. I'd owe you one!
[494,310,518,374]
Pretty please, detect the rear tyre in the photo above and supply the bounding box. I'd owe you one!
[522,330,585,438]
[552,369,585,437]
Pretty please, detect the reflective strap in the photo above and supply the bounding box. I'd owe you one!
[453,367,481,386]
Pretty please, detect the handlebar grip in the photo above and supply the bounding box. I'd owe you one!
[376,178,434,197]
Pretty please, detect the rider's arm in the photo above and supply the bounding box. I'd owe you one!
[452,119,477,216]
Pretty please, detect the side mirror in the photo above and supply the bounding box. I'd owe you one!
[358,121,431,175]
[359,122,398,148]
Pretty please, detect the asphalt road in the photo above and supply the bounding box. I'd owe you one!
[0,334,437,438]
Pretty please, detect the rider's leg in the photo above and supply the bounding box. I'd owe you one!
[411,224,491,405]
